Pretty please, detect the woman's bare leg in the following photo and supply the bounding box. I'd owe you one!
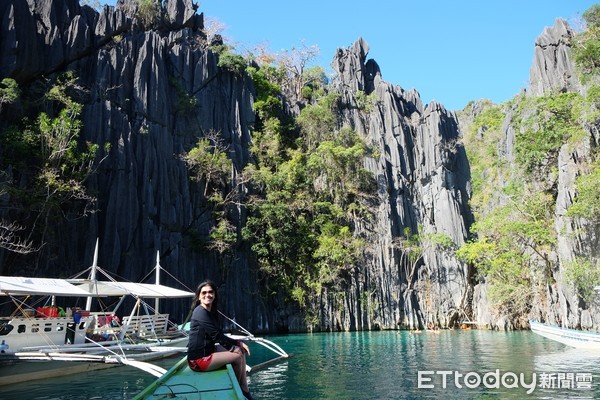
[205,347,249,392]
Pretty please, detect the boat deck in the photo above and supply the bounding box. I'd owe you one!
[133,357,245,399]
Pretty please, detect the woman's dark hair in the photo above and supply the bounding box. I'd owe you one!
[192,280,218,316]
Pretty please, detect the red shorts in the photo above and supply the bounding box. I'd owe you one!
[188,354,213,372]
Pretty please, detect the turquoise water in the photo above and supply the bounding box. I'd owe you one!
[1,330,599,399]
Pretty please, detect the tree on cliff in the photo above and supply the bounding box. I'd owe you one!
[0,78,33,254]
[247,41,327,104]
[0,73,106,264]
[240,81,375,325]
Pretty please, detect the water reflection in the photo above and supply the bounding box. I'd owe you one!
[249,363,288,399]
[534,347,600,371]
[532,346,600,400]
[249,331,600,400]
[1,331,600,399]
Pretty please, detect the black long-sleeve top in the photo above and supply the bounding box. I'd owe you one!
[187,306,238,360]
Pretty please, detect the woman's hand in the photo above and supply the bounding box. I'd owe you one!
[240,341,250,356]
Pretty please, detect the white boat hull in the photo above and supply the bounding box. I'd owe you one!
[530,320,600,350]
[0,315,189,385]
[0,347,184,385]
[0,357,119,385]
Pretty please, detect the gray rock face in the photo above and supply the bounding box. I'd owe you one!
[528,18,579,97]
[325,39,474,330]
[8,0,590,333]
[0,0,477,332]
[164,0,198,28]
[528,19,600,330]
[0,0,264,329]
[548,111,600,329]
[467,17,600,330]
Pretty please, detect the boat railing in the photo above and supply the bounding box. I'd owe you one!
[122,313,170,336]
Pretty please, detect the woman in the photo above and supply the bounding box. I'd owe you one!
[187,280,253,400]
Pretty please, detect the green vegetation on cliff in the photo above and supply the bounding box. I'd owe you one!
[0,73,106,256]
[459,8,600,321]
[242,85,375,323]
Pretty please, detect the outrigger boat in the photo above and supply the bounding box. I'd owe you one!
[530,320,600,350]
[134,316,291,399]
[0,240,194,385]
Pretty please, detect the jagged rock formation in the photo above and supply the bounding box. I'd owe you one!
[0,0,262,327]
[466,18,600,331]
[528,18,579,97]
[4,1,591,333]
[0,0,476,332]
[531,20,600,329]
[323,38,474,330]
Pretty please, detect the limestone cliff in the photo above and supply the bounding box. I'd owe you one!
[321,38,474,330]
[0,0,261,327]
[0,0,476,332]
[463,19,600,330]
[2,1,592,333]
[528,20,599,330]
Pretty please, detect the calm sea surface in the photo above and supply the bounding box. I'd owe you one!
[1,330,599,399]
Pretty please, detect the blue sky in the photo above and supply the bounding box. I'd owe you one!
[198,0,597,110]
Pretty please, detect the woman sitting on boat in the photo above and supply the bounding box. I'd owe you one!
[187,280,253,400]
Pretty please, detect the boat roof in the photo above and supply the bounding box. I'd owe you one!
[0,276,194,298]
[70,280,194,298]
[0,276,93,297]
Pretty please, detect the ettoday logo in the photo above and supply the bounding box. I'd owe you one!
[417,370,593,394]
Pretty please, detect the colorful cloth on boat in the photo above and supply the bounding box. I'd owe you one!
[187,306,238,360]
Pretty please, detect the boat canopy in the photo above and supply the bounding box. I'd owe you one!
[0,276,194,298]
[70,280,194,298]
[0,276,93,297]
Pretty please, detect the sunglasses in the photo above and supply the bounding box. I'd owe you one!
[200,290,214,295]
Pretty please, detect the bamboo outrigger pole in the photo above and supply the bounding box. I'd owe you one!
[154,251,160,315]
[85,238,99,311]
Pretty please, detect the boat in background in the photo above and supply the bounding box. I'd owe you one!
[0,240,194,385]
[530,320,600,350]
